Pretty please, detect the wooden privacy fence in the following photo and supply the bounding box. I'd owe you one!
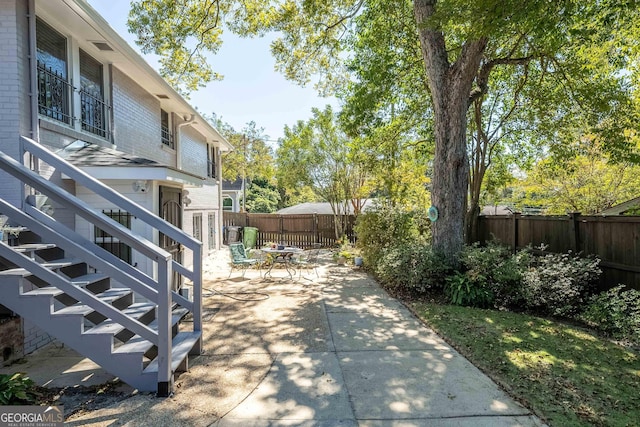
[223,212,356,249]
[478,213,640,290]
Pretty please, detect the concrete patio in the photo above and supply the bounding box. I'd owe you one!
[1,249,547,426]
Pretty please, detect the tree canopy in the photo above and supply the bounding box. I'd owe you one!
[129,0,640,262]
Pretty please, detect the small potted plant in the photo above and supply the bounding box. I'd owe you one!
[333,237,355,265]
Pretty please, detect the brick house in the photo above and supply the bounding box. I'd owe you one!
[0,0,232,395]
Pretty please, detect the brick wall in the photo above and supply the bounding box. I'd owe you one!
[111,68,175,166]
[179,125,208,177]
[22,318,53,355]
[0,0,30,206]
[0,317,24,366]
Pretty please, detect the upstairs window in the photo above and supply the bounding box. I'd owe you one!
[161,110,174,148]
[36,18,71,124]
[207,144,217,179]
[80,50,109,137]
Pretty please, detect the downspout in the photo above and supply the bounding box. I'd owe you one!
[176,114,196,170]
[27,0,39,142]
[25,0,39,205]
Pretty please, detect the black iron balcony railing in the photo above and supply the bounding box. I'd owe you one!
[80,87,111,139]
[37,61,111,139]
[161,125,174,149]
[37,61,72,125]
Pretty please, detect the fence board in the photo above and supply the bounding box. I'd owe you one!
[478,214,640,290]
[223,212,356,249]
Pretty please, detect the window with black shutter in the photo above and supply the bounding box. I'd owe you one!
[80,50,107,137]
[207,144,217,179]
[161,110,174,148]
[36,18,71,124]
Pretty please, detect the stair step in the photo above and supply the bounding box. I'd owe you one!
[83,302,156,336]
[69,273,109,287]
[143,331,202,374]
[21,286,64,297]
[12,243,56,253]
[54,288,133,316]
[0,258,79,276]
[114,307,190,355]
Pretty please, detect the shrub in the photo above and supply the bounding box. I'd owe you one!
[354,204,430,269]
[444,271,494,307]
[522,250,601,317]
[375,242,451,295]
[580,285,640,344]
[460,242,531,308]
[0,373,38,405]
[459,242,530,309]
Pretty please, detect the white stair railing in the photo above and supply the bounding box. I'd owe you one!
[0,136,203,396]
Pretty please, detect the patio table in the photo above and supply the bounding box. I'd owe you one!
[262,247,303,279]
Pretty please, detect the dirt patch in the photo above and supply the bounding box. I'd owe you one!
[37,380,137,419]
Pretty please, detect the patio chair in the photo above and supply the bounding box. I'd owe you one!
[292,243,321,280]
[228,242,261,278]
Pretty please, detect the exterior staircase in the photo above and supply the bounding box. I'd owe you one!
[0,136,203,396]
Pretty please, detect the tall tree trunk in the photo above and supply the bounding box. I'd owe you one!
[466,98,488,244]
[413,0,487,264]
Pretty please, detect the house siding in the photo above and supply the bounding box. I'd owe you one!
[111,68,176,167]
[75,180,158,280]
[0,0,31,207]
[180,124,223,253]
[179,126,208,177]
[1,0,228,357]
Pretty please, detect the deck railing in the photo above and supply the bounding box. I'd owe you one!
[0,136,203,394]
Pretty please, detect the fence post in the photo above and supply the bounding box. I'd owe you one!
[569,212,581,252]
[279,214,284,244]
[512,213,521,253]
[313,213,318,244]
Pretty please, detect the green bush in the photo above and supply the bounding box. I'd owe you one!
[374,242,451,294]
[522,250,601,317]
[0,373,38,405]
[444,271,494,307]
[459,242,530,310]
[354,204,430,269]
[580,285,640,344]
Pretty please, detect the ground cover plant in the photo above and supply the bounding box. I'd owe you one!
[413,304,640,427]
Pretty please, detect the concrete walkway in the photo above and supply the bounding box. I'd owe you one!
[3,251,547,426]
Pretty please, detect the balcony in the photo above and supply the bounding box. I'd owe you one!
[161,125,175,149]
[80,87,111,139]
[37,61,112,140]
[37,61,72,125]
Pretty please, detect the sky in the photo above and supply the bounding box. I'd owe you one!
[87,0,337,143]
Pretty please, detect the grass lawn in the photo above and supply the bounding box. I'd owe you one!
[412,303,640,427]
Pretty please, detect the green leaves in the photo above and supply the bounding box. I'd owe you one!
[0,373,37,405]
[128,0,228,94]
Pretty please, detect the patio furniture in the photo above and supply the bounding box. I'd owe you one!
[262,246,303,279]
[228,242,261,278]
[292,243,321,280]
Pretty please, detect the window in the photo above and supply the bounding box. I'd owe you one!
[208,213,215,250]
[36,18,71,124]
[223,197,234,212]
[161,110,174,148]
[36,18,112,138]
[207,144,217,179]
[80,50,108,137]
[94,210,132,264]
[193,214,202,242]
